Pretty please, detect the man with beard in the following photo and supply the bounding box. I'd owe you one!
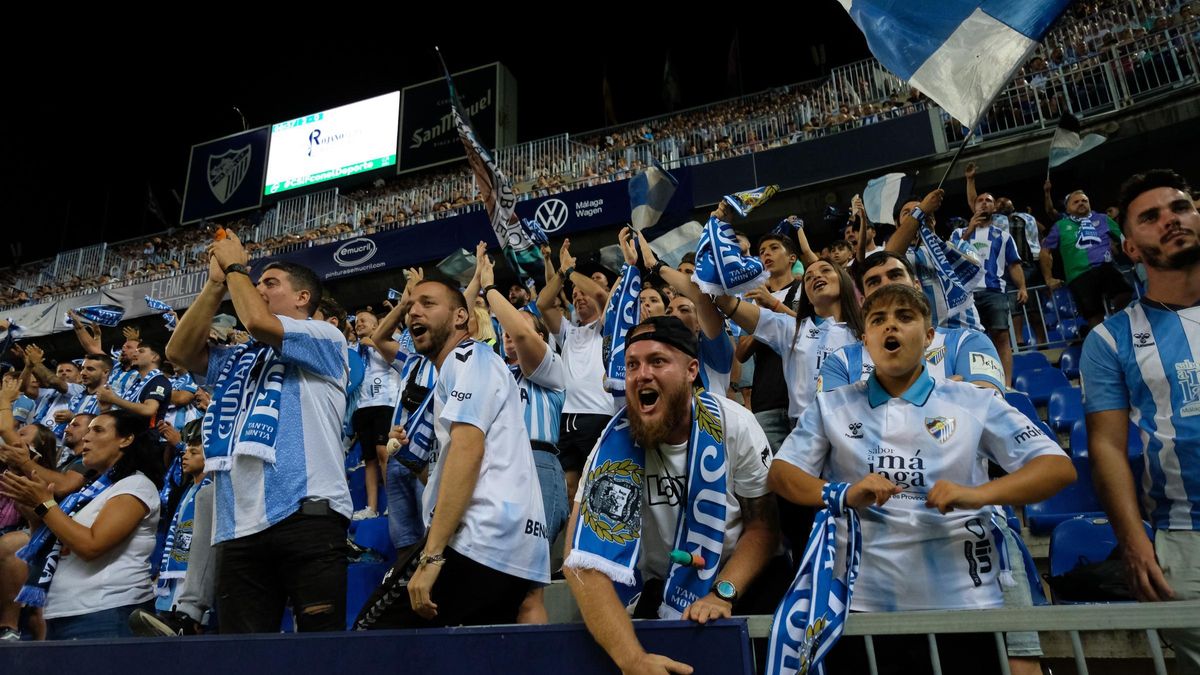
[13,344,81,444]
[1042,179,1133,330]
[14,347,111,450]
[1080,170,1200,674]
[565,316,781,675]
[537,239,615,501]
[348,308,400,521]
[167,233,352,633]
[507,281,532,310]
[68,313,140,395]
[358,278,548,628]
[97,341,172,427]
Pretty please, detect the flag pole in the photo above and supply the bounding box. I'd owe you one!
[936,128,976,190]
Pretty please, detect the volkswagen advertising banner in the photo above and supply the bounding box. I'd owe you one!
[180,126,270,224]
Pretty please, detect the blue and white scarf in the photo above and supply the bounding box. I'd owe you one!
[202,343,285,472]
[16,470,117,607]
[145,295,177,331]
[387,288,401,301]
[601,264,642,394]
[566,391,728,619]
[693,215,769,296]
[766,482,862,675]
[124,368,164,402]
[65,304,126,328]
[155,476,212,595]
[915,224,980,322]
[394,385,436,471]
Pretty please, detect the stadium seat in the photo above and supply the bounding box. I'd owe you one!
[1012,351,1052,376]
[1005,391,1053,435]
[1047,386,1084,432]
[352,517,396,564]
[346,561,390,629]
[1048,516,1154,604]
[1058,343,1083,380]
[1025,456,1106,535]
[1068,420,1145,460]
[1014,367,1071,406]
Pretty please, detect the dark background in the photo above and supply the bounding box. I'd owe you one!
[8,10,871,268]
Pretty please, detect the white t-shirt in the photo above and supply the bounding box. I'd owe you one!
[43,473,161,619]
[554,319,615,416]
[425,339,550,584]
[754,310,858,420]
[350,341,401,410]
[775,373,1066,611]
[575,395,772,582]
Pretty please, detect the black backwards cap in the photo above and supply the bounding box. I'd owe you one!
[625,316,699,359]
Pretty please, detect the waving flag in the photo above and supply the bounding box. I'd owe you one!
[629,162,679,232]
[436,49,540,283]
[1048,113,1109,168]
[862,173,913,226]
[839,1,1072,128]
[66,304,125,328]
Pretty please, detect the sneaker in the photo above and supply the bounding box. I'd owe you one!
[351,507,378,521]
[129,609,199,637]
[0,626,19,641]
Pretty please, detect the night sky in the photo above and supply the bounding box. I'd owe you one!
[8,9,870,269]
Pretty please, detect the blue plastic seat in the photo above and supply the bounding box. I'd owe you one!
[1059,344,1083,380]
[1014,367,1072,407]
[1005,391,1053,436]
[1048,516,1154,604]
[352,516,396,563]
[1012,351,1052,376]
[1069,420,1144,459]
[1025,456,1106,535]
[1047,386,1084,432]
[345,561,390,629]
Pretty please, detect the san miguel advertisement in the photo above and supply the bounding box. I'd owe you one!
[398,63,502,173]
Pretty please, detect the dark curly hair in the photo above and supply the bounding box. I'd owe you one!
[96,410,166,488]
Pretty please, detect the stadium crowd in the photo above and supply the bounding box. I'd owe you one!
[5,0,1194,313]
[0,150,1197,675]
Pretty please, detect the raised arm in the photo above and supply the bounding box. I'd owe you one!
[632,232,725,340]
[713,293,763,335]
[372,267,423,365]
[886,189,945,255]
[22,344,67,394]
[166,255,227,376]
[964,161,979,210]
[480,254,547,375]
[463,241,488,307]
[211,233,283,349]
[1043,178,1061,222]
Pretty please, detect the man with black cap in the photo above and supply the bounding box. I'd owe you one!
[565,316,782,675]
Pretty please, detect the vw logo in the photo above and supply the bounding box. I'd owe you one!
[333,238,377,267]
[535,198,570,233]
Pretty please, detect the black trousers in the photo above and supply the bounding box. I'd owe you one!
[355,546,533,630]
[215,508,349,633]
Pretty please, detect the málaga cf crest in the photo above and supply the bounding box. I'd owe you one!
[925,417,956,444]
[207,145,251,204]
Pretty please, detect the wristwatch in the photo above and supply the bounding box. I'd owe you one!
[714,579,738,602]
[34,499,57,517]
[223,263,251,277]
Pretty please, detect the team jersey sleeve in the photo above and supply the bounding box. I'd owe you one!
[979,391,1068,473]
[1079,327,1129,413]
[725,402,771,498]
[1105,215,1123,242]
[819,347,853,392]
[139,375,172,406]
[278,315,349,382]
[437,345,506,434]
[953,330,1005,390]
[1042,223,1061,250]
[1002,232,1022,266]
[527,348,566,392]
[752,308,795,356]
[773,394,832,477]
[700,331,734,375]
[174,374,199,394]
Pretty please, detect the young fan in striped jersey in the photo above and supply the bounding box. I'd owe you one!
[770,284,1074,675]
[478,252,567,625]
[822,251,1004,393]
[1081,169,1200,674]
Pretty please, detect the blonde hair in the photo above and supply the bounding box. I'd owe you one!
[471,306,497,343]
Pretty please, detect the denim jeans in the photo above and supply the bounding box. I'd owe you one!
[46,601,151,640]
[385,459,426,550]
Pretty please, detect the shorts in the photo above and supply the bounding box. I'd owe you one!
[352,405,394,449]
[385,459,425,549]
[1067,263,1132,320]
[973,289,1012,332]
[557,413,612,473]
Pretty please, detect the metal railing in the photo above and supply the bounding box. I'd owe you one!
[1006,265,1144,353]
[745,600,1200,675]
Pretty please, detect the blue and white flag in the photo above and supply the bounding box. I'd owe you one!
[771,217,805,237]
[520,217,550,247]
[145,296,177,331]
[840,1,1071,127]
[387,288,401,301]
[629,162,679,232]
[766,482,862,675]
[862,173,913,226]
[1048,113,1108,168]
[0,320,22,362]
[693,216,769,296]
[65,304,125,328]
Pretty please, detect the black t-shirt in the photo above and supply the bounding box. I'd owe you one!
[749,280,802,413]
[138,374,173,424]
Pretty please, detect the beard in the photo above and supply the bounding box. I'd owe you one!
[415,319,455,358]
[627,378,692,449]
[1142,239,1200,271]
